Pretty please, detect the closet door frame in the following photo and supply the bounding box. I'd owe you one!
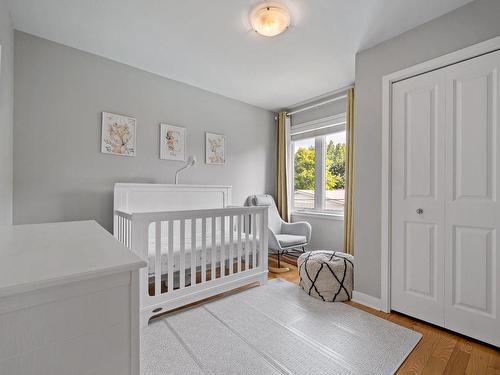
[381,35,500,314]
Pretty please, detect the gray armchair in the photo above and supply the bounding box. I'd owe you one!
[247,194,311,269]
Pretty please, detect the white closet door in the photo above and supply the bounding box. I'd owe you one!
[391,70,446,326]
[444,50,500,346]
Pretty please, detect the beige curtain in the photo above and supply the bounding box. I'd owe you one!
[344,88,355,254]
[276,112,288,221]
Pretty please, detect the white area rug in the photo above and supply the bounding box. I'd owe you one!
[142,279,421,375]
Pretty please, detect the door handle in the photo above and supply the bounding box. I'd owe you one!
[416,208,424,215]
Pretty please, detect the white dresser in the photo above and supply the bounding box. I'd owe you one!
[0,220,146,375]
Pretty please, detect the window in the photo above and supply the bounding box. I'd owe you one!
[291,117,346,215]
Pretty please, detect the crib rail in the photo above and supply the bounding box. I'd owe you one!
[114,206,268,324]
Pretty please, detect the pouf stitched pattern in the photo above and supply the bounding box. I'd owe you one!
[298,251,354,302]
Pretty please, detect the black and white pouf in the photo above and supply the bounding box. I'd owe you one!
[298,251,354,302]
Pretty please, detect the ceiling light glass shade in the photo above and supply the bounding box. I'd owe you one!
[250,2,291,37]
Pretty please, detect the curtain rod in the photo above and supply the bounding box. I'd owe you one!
[274,84,353,120]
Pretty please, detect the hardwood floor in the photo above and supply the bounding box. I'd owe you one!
[268,256,500,375]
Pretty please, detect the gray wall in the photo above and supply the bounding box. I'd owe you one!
[292,213,344,251]
[14,32,276,232]
[0,0,13,225]
[354,0,500,298]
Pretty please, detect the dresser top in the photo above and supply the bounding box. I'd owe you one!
[0,220,146,297]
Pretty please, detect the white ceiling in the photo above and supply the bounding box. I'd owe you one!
[7,0,473,111]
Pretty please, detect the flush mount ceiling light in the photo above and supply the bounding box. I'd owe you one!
[250,2,291,37]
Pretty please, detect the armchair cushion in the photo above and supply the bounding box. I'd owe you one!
[281,221,312,242]
[275,234,307,248]
[246,194,312,251]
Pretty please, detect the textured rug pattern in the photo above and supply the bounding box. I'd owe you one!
[142,279,421,375]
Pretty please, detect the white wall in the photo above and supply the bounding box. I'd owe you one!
[0,0,13,225]
[354,0,500,299]
[13,32,276,232]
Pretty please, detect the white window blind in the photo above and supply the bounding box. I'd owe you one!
[291,114,346,141]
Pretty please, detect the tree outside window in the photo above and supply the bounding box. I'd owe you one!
[293,131,346,212]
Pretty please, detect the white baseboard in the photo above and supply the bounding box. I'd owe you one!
[352,291,382,311]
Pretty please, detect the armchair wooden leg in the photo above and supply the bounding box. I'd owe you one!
[268,251,290,274]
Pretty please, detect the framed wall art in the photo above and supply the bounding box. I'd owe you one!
[160,123,186,161]
[206,132,225,165]
[101,112,136,156]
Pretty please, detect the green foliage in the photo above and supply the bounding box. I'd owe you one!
[294,146,315,190]
[326,141,346,189]
[294,140,346,191]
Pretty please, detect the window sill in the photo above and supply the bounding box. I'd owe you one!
[291,211,344,221]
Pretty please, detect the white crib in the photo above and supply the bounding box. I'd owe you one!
[113,183,268,326]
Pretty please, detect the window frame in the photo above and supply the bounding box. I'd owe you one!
[289,113,347,218]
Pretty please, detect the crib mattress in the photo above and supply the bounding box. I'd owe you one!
[147,232,260,275]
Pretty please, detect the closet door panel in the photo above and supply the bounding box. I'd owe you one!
[452,69,495,201]
[404,222,437,297]
[391,70,446,327]
[452,226,494,314]
[445,50,500,347]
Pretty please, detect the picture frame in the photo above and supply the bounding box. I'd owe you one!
[160,123,186,161]
[101,112,136,156]
[205,132,226,165]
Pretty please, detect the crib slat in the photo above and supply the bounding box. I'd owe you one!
[201,217,207,283]
[121,217,124,243]
[191,218,196,286]
[123,217,126,246]
[168,220,174,292]
[128,219,131,248]
[180,220,185,289]
[118,216,121,242]
[120,216,124,244]
[220,216,225,278]
[229,215,234,275]
[135,220,150,302]
[124,218,127,244]
[155,221,161,296]
[211,216,216,280]
[126,218,129,247]
[237,215,242,273]
[261,208,268,271]
[252,213,257,269]
[259,212,263,267]
[245,214,250,270]
[118,216,122,242]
